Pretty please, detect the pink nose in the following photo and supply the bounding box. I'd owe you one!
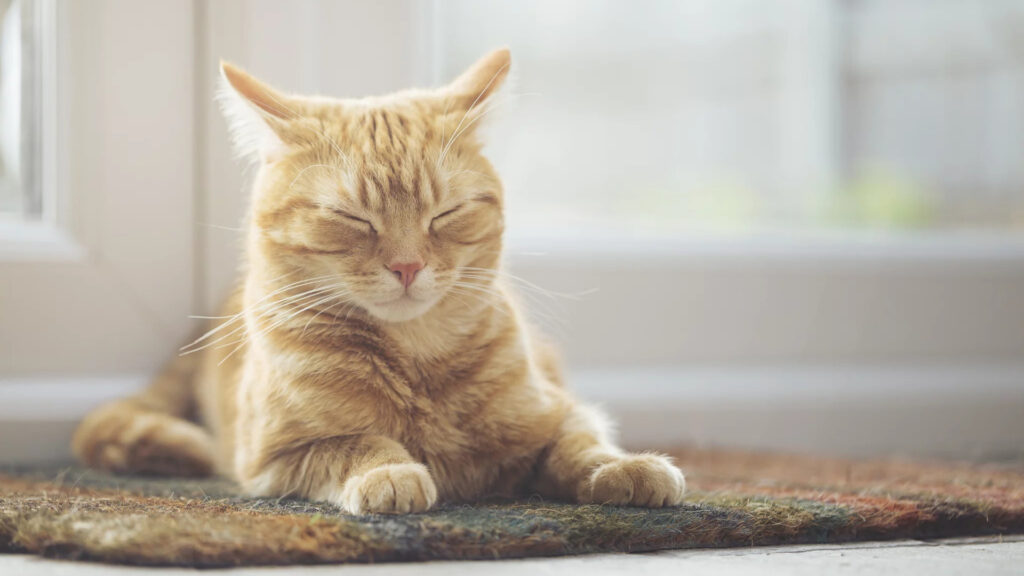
[388,261,424,289]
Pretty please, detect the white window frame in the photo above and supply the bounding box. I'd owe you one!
[421,1,1024,371]
[0,0,71,259]
[0,0,197,376]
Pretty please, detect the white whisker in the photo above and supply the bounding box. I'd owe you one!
[457,267,596,300]
[447,286,509,317]
[437,62,510,169]
[199,223,245,232]
[301,293,355,337]
[288,164,341,192]
[217,284,345,366]
[181,275,338,353]
[183,286,337,355]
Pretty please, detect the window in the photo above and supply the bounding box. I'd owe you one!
[430,3,1024,456]
[0,0,197,378]
[434,0,1024,237]
[0,0,49,221]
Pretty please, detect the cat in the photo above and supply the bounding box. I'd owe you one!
[71,48,686,514]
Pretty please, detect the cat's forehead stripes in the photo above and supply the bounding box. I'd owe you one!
[322,104,447,212]
[356,162,426,213]
[342,105,435,160]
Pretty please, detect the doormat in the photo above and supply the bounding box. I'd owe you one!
[2,447,1021,567]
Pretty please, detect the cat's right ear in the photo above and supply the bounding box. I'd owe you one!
[217,62,297,162]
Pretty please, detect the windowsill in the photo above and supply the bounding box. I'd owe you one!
[1,366,1021,461]
[505,228,1024,263]
[0,218,85,262]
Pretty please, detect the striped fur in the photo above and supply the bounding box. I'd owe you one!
[71,49,684,514]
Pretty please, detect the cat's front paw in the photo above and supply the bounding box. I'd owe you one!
[340,462,438,515]
[579,454,686,507]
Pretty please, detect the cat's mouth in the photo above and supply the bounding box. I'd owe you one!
[364,292,438,322]
[374,292,424,306]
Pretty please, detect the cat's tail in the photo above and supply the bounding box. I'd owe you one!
[71,351,215,477]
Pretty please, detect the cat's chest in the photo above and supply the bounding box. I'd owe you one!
[372,362,564,457]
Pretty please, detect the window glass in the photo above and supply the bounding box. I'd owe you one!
[0,0,44,220]
[435,0,1024,236]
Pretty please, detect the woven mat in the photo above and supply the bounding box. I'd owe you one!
[2,447,1022,567]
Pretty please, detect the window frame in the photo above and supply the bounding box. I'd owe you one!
[427,0,1024,370]
[0,0,70,259]
[0,0,197,377]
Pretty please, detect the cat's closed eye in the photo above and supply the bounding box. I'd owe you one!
[430,204,463,230]
[331,209,376,234]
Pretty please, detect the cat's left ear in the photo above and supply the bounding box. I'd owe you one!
[218,62,300,162]
[440,48,511,119]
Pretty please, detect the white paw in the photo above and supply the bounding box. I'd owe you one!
[579,454,686,507]
[340,463,438,514]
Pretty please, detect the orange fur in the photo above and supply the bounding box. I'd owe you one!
[72,49,685,513]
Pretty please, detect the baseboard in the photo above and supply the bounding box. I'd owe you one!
[2,365,1023,463]
[571,364,1024,460]
[0,375,146,463]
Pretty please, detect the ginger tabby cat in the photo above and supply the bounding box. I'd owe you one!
[72,49,686,514]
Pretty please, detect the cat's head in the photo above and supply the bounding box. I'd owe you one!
[219,49,511,323]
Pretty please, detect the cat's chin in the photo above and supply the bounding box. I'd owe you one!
[363,294,438,323]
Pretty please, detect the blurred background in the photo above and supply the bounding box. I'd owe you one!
[1,0,1023,462]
